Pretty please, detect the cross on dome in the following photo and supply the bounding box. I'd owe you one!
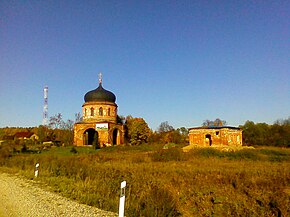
[98,72,102,84]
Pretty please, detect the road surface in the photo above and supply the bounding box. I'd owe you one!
[0,172,117,217]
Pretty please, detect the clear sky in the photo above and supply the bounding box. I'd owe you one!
[0,0,289,130]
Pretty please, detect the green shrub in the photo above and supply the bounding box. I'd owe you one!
[257,148,290,162]
[70,146,78,154]
[21,144,28,153]
[196,148,225,158]
[0,143,13,160]
[163,143,178,149]
[226,149,260,161]
[150,148,183,162]
[258,148,289,156]
[268,155,290,162]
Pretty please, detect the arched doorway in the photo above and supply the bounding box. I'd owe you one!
[205,134,212,146]
[112,128,120,145]
[83,128,99,146]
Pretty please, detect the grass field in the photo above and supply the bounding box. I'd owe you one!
[0,143,289,216]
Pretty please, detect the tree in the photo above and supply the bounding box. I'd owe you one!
[49,113,65,129]
[49,113,74,130]
[202,120,213,127]
[202,118,227,127]
[117,115,125,124]
[177,127,188,137]
[157,121,174,133]
[241,120,256,146]
[156,122,188,144]
[75,112,82,123]
[36,125,50,142]
[177,127,188,143]
[48,113,75,145]
[126,117,151,145]
[271,119,290,147]
[243,121,270,146]
[241,118,290,147]
[162,130,182,144]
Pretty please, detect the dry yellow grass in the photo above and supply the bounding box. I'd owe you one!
[1,144,289,216]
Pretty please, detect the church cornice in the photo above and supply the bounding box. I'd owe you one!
[82,101,117,107]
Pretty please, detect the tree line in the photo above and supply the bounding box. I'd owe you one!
[125,117,188,146]
[0,113,75,146]
[0,115,289,147]
[241,118,290,147]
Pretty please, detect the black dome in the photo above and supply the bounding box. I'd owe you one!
[84,83,116,103]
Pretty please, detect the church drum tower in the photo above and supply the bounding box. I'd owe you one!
[73,73,124,147]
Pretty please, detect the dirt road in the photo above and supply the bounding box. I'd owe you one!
[0,172,117,217]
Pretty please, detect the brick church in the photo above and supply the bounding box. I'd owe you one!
[188,126,242,147]
[74,73,124,147]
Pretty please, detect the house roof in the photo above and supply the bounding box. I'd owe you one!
[14,132,35,138]
[188,126,241,130]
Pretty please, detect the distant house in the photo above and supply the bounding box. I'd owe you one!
[14,132,39,141]
[188,126,242,147]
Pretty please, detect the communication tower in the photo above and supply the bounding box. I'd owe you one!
[43,86,48,125]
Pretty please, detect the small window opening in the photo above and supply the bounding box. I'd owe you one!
[216,131,219,136]
[99,107,103,116]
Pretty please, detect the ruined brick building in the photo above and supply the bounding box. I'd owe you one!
[188,126,242,147]
[74,74,124,147]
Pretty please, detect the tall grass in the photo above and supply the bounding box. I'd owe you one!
[0,144,289,216]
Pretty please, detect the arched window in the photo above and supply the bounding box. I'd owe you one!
[108,108,110,116]
[84,108,87,117]
[99,107,103,116]
[90,107,94,116]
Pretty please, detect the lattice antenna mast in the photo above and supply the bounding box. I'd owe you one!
[43,86,48,126]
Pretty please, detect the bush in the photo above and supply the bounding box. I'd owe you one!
[256,148,290,162]
[226,149,260,161]
[195,148,226,158]
[151,148,183,162]
[0,143,12,160]
[134,184,180,216]
[70,146,78,154]
[258,148,289,156]
[21,144,28,153]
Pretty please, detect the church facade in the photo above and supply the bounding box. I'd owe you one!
[188,126,242,147]
[73,74,124,147]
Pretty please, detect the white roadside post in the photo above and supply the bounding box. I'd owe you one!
[119,181,126,217]
[34,163,39,178]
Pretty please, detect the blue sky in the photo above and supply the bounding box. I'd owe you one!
[0,0,289,130]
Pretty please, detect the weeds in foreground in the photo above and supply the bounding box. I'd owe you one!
[0,144,289,216]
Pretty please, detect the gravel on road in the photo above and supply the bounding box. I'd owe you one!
[0,172,118,217]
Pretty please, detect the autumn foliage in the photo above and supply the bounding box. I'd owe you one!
[125,117,151,145]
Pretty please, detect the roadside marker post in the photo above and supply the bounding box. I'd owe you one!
[35,163,39,178]
[119,181,126,217]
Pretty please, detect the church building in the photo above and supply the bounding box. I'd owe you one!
[188,126,242,147]
[74,73,124,147]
